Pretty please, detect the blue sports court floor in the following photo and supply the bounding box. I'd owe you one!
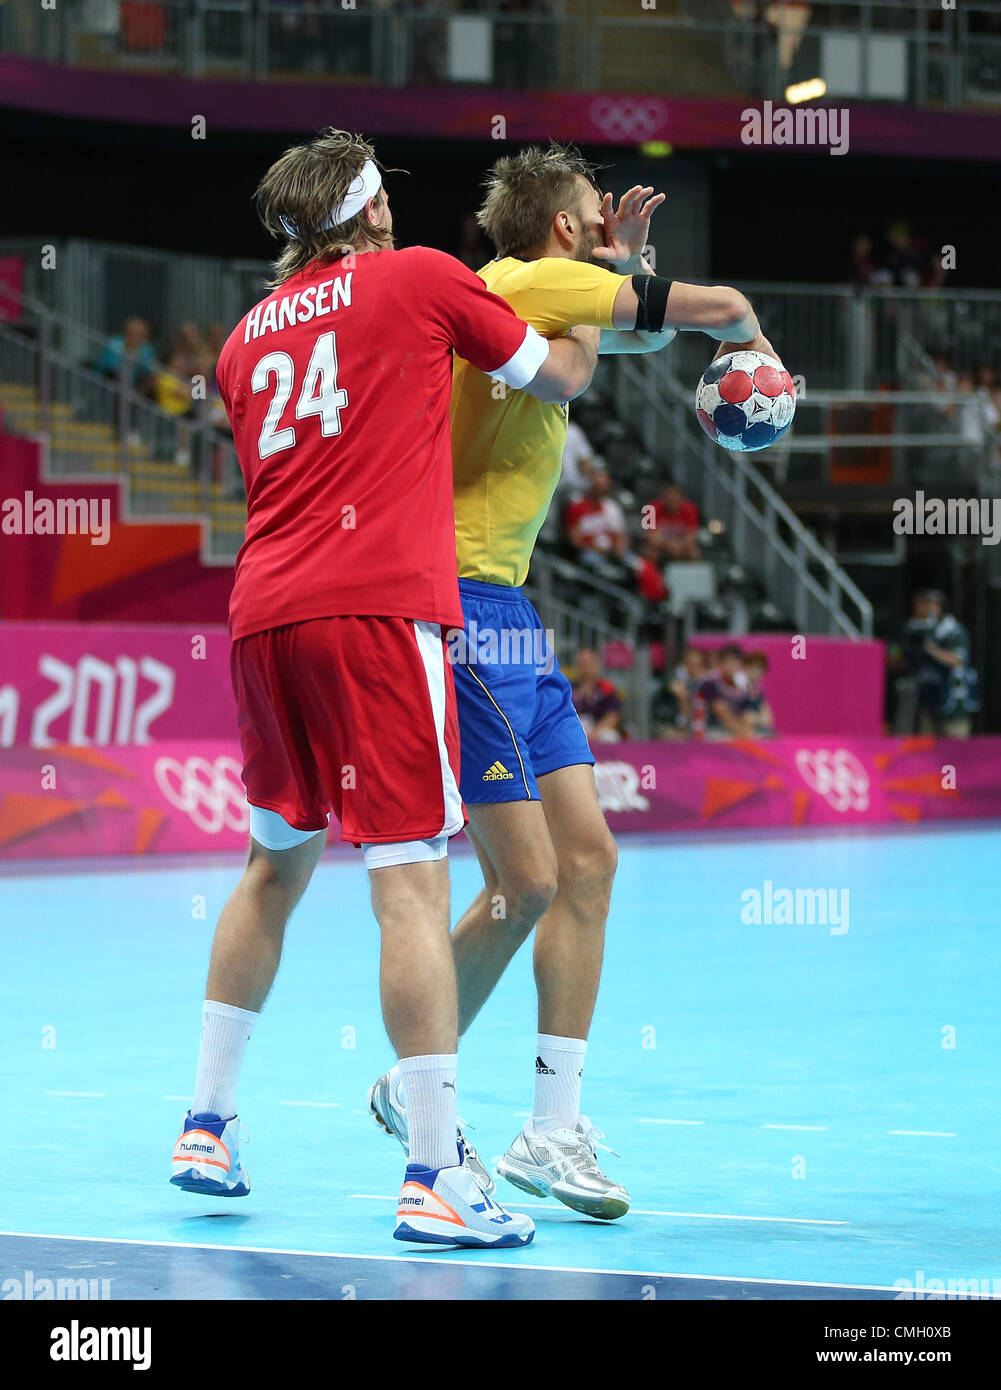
[2,824,999,1300]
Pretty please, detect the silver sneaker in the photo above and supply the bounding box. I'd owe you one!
[496,1117,630,1220]
[367,1069,495,1195]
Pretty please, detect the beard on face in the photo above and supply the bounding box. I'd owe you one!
[574,220,603,264]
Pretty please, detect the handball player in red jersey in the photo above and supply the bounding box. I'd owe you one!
[169,129,598,1248]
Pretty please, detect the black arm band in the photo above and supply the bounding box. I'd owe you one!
[632,274,671,333]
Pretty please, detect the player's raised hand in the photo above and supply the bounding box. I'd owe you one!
[592,185,666,266]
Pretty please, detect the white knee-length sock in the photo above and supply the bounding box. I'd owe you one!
[191,1000,258,1119]
[398,1053,458,1171]
[531,1033,587,1135]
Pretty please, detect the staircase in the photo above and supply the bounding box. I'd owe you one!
[598,351,875,639]
[0,323,245,563]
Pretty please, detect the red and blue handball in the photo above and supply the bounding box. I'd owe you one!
[694,351,797,453]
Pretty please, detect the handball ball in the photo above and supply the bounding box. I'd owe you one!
[694,351,796,452]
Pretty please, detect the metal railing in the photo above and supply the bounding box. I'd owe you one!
[666,283,1001,395]
[4,0,1001,109]
[762,389,998,490]
[0,238,271,358]
[526,551,653,738]
[11,245,1001,638]
[11,240,1001,398]
[605,351,876,638]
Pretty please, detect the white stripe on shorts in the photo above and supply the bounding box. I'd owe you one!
[411,619,465,839]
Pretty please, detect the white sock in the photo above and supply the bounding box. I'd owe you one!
[398,1053,458,1171]
[531,1033,587,1135]
[191,1000,258,1119]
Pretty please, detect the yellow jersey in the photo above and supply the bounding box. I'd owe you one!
[450,256,629,588]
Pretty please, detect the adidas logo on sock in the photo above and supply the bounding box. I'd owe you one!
[482,760,515,781]
[535,1056,556,1075]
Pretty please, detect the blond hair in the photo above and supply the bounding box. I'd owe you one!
[255,129,394,285]
[476,142,603,260]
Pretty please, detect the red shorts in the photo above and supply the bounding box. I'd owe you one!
[231,616,464,847]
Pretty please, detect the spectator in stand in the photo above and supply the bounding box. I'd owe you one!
[205,323,231,431]
[653,644,705,738]
[408,0,450,83]
[695,644,754,740]
[975,364,1001,435]
[947,370,997,449]
[96,316,157,395]
[741,650,775,736]
[846,234,879,286]
[764,0,811,72]
[882,220,933,289]
[571,647,623,743]
[631,534,668,606]
[156,321,209,420]
[171,321,211,380]
[561,418,597,491]
[649,479,701,561]
[926,349,957,393]
[899,590,979,737]
[565,466,629,562]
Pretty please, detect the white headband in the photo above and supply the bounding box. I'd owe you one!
[280,159,383,241]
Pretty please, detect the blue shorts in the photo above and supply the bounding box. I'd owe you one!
[452,577,594,804]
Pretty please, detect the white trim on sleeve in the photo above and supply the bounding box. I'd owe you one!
[491,323,550,391]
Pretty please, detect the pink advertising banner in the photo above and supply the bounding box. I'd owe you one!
[0,622,883,747]
[689,634,885,737]
[0,737,997,861]
[0,621,236,747]
[3,55,1001,162]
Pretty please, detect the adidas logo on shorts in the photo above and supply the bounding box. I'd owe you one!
[482,760,515,782]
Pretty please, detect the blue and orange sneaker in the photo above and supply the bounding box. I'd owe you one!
[170,1111,249,1198]
[394,1147,534,1248]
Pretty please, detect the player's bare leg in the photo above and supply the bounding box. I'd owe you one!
[449,765,614,1040]
[531,763,617,1041]
[370,854,534,1246]
[450,801,557,1035]
[369,857,457,1058]
[451,763,628,1219]
[171,830,325,1198]
[205,832,326,1012]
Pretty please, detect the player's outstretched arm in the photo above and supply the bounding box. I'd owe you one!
[610,277,756,341]
[522,325,600,403]
[609,276,783,363]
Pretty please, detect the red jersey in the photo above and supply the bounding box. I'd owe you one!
[218,247,546,640]
[652,497,699,537]
[564,495,627,551]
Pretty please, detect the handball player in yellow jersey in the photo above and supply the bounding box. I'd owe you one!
[370,145,780,1220]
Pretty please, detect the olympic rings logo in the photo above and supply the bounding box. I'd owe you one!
[589,98,667,139]
[154,755,249,835]
[794,748,871,813]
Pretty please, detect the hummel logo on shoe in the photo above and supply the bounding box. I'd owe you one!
[535,1056,556,1075]
[482,760,515,781]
